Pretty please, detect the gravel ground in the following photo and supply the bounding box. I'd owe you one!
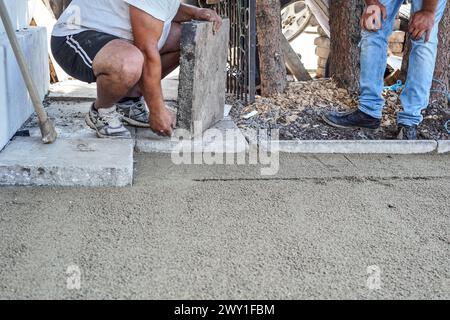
[230,79,449,141]
[0,153,449,300]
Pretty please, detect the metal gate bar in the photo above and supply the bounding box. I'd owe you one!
[214,0,256,104]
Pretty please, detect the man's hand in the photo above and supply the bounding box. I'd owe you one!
[150,105,176,137]
[361,0,387,31]
[409,10,435,42]
[195,8,223,33]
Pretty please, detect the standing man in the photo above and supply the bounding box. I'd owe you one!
[323,0,447,140]
[51,0,222,138]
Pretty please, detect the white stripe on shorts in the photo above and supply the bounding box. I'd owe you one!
[65,35,93,69]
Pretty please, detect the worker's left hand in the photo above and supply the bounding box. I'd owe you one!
[409,10,435,42]
[195,8,223,33]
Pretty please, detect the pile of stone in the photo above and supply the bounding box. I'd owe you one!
[314,28,330,78]
[313,18,406,78]
[388,30,407,57]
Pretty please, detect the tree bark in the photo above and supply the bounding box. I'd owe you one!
[430,3,450,107]
[256,0,287,96]
[329,0,364,94]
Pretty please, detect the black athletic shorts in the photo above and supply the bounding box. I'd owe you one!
[51,30,120,83]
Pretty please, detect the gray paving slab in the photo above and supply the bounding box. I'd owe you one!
[48,80,97,101]
[162,79,179,102]
[21,101,138,140]
[136,119,248,154]
[177,20,229,135]
[0,137,134,187]
[23,101,94,139]
[0,27,49,150]
[437,140,450,154]
[258,139,438,154]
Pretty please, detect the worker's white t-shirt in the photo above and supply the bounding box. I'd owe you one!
[52,0,181,49]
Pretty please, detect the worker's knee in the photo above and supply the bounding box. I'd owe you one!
[116,48,144,87]
[119,52,144,87]
[94,42,144,87]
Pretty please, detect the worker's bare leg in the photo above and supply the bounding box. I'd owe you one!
[92,40,144,109]
[160,22,182,78]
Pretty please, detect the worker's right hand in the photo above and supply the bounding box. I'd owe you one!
[150,105,176,137]
[361,0,387,31]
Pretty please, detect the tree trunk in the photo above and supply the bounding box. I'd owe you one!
[256,0,287,96]
[329,0,364,94]
[430,3,450,107]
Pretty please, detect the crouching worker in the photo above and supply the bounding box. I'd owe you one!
[323,0,447,140]
[51,0,222,138]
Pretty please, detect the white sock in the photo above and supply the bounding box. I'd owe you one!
[97,106,117,115]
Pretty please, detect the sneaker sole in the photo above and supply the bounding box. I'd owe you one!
[121,116,151,128]
[321,114,380,131]
[85,113,132,139]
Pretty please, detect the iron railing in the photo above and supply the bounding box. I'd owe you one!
[214,0,257,104]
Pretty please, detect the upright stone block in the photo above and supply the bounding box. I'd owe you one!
[177,19,229,136]
[0,27,49,150]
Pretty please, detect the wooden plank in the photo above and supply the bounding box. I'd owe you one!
[281,34,312,81]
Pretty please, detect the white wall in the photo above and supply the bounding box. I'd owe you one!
[0,0,49,150]
[0,0,31,32]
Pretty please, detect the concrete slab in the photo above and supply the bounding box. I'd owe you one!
[166,67,180,80]
[0,0,30,32]
[162,79,179,102]
[49,80,96,101]
[22,101,95,139]
[0,27,49,150]
[0,137,134,187]
[20,101,138,141]
[258,139,438,154]
[437,140,450,154]
[224,104,233,117]
[177,20,229,135]
[135,119,248,154]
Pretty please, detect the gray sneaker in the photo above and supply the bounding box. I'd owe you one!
[117,97,150,128]
[85,104,132,139]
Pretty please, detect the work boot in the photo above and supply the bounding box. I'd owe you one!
[116,97,150,128]
[85,103,131,139]
[397,124,418,140]
[322,109,381,130]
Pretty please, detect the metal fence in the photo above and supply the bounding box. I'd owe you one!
[214,0,257,104]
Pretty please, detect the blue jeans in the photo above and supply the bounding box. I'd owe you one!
[359,0,448,126]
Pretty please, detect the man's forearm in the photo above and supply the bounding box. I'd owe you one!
[174,3,199,22]
[141,51,165,113]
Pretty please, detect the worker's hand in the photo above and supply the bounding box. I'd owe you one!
[150,105,176,137]
[361,0,387,31]
[409,10,435,42]
[195,8,223,33]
